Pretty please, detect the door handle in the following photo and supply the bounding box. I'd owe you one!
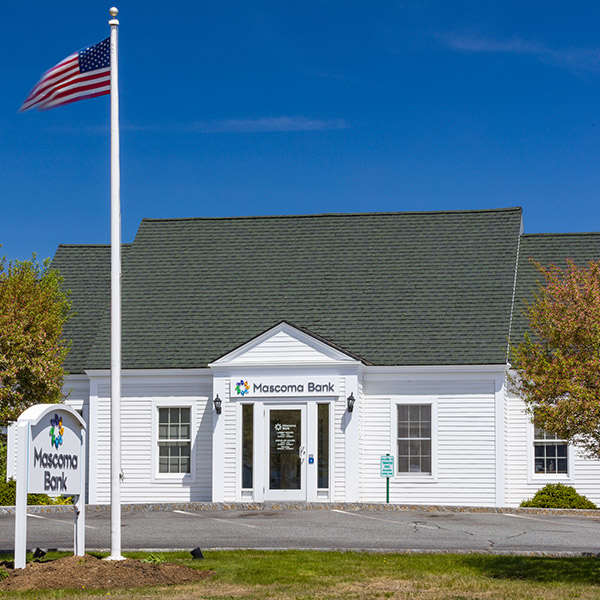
[299,445,306,462]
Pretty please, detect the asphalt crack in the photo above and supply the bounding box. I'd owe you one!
[411,520,441,533]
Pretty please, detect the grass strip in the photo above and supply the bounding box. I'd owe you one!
[1,549,600,599]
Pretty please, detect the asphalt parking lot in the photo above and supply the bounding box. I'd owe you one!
[3,506,600,555]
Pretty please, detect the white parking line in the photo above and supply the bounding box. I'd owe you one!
[173,509,257,528]
[27,513,96,529]
[503,513,600,529]
[331,509,438,529]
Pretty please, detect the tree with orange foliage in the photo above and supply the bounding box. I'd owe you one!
[511,259,600,458]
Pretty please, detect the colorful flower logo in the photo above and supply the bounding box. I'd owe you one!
[49,414,64,449]
[235,380,250,396]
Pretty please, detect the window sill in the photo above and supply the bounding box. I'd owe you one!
[152,474,195,483]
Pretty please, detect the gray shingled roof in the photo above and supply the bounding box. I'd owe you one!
[510,233,600,345]
[51,245,131,374]
[53,208,524,372]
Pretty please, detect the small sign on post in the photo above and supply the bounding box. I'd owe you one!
[380,454,394,503]
[14,404,86,569]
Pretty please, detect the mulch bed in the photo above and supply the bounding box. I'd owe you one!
[0,553,213,591]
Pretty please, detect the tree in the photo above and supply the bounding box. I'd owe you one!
[0,254,71,426]
[510,259,600,458]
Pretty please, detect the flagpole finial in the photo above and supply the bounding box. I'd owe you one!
[109,6,119,26]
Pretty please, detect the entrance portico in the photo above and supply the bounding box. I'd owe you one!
[209,322,361,503]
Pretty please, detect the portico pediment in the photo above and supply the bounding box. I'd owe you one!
[208,321,362,368]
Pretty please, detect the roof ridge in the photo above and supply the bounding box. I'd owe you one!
[56,243,133,248]
[140,207,523,223]
[522,232,600,238]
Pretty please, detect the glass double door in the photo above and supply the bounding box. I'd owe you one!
[265,405,306,501]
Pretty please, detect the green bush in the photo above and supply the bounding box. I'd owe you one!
[0,478,72,506]
[520,483,597,509]
[0,433,6,481]
[0,433,72,506]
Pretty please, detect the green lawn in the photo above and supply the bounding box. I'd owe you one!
[2,550,600,599]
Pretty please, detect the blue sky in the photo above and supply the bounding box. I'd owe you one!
[3,1,600,263]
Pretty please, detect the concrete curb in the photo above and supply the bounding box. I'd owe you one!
[3,501,600,517]
[11,546,600,558]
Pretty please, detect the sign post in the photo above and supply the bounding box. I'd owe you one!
[14,404,86,569]
[380,454,394,503]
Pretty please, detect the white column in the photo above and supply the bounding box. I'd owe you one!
[211,378,226,502]
[494,372,507,507]
[344,376,360,502]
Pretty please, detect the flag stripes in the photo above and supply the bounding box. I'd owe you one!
[20,38,110,112]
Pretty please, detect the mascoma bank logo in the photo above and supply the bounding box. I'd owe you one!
[49,414,64,449]
[235,379,250,396]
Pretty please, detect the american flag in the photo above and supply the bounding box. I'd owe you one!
[20,38,111,112]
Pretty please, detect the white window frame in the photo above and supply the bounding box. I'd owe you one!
[151,399,197,482]
[316,401,332,492]
[390,397,438,482]
[526,419,573,484]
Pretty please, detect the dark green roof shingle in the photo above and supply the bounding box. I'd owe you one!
[510,233,600,345]
[50,245,112,374]
[55,208,524,371]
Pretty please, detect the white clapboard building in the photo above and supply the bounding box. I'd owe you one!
[48,207,600,507]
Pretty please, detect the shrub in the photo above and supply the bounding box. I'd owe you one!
[0,478,73,506]
[520,483,597,509]
[0,433,72,506]
[0,433,6,481]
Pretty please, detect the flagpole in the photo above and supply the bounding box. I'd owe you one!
[108,6,123,561]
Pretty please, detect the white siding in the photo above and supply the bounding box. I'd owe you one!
[222,380,237,501]
[506,390,600,507]
[505,390,528,507]
[211,323,357,368]
[62,376,91,499]
[92,384,111,504]
[228,331,347,365]
[333,378,346,501]
[504,376,511,505]
[571,450,600,506]
[63,376,90,407]
[361,378,497,506]
[90,374,213,504]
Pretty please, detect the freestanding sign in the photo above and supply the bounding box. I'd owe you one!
[380,454,394,503]
[14,404,86,569]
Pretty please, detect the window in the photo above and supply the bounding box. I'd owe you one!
[534,426,568,475]
[242,404,253,489]
[317,403,329,489]
[158,407,191,474]
[397,404,431,474]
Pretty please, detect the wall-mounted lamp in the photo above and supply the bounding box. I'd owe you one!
[213,394,222,414]
[347,392,356,413]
